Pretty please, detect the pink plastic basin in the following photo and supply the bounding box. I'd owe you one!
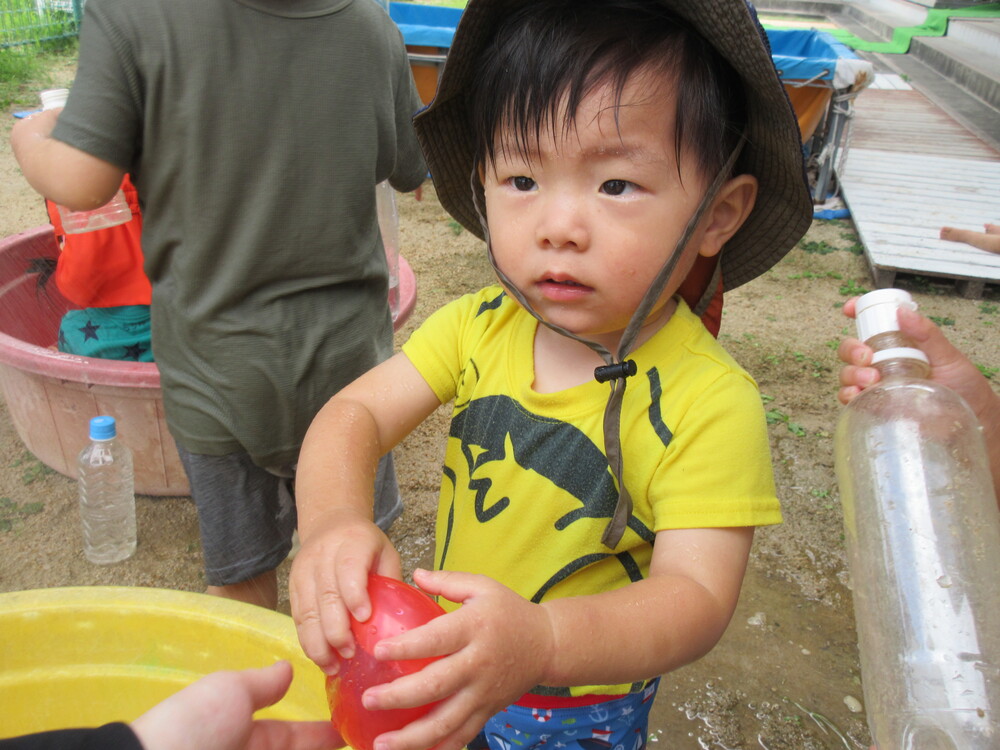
[0,225,416,496]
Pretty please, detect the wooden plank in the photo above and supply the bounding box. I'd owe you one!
[839,149,1000,178]
[834,75,1000,296]
[839,185,997,211]
[836,189,996,219]
[843,174,1000,192]
[856,238,1000,266]
[848,89,1000,160]
[857,251,1000,276]
[869,73,912,91]
[838,171,1000,192]
[840,146,1000,292]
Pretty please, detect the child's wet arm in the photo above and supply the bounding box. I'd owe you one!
[291,354,441,665]
[296,352,441,536]
[11,112,124,209]
[539,526,754,687]
[295,393,383,535]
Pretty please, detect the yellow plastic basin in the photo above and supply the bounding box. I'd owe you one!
[0,586,328,737]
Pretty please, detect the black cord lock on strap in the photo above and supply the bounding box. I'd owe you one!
[594,359,637,383]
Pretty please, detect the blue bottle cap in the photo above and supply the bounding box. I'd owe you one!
[89,416,117,440]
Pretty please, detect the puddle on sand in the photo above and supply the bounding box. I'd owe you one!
[650,565,870,748]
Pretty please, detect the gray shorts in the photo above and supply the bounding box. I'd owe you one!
[176,444,403,586]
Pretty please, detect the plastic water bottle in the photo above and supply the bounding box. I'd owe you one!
[834,289,1000,748]
[39,89,133,234]
[78,416,137,564]
[376,180,401,322]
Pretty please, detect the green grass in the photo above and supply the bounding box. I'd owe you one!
[764,403,807,437]
[0,46,41,108]
[0,37,76,110]
[12,451,54,485]
[838,279,869,297]
[0,496,43,532]
[799,239,839,255]
[788,270,842,281]
[1,1,79,50]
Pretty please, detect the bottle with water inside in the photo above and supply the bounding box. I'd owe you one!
[834,288,1000,748]
[39,88,133,234]
[78,416,137,564]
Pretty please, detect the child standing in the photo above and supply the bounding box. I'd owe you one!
[47,174,153,362]
[290,1,812,749]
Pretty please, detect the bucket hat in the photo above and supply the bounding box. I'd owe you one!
[413,0,812,293]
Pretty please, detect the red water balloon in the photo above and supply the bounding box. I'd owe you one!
[326,574,446,750]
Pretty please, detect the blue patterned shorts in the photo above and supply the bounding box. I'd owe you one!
[469,679,659,750]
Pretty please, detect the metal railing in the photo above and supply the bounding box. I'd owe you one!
[1,0,82,49]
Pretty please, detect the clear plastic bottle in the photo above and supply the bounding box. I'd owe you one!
[376,180,401,322]
[39,88,133,234]
[78,415,137,564]
[834,288,1000,749]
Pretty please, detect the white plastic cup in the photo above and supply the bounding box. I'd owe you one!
[40,88,70,110]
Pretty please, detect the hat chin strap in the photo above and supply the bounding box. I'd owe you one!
[471,136,746,548]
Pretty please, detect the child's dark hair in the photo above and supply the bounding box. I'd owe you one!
[470,0,748,182]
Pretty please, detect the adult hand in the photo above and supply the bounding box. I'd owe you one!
[130,661,342,750]
[359,569,555,750]
[290,507,402,672]
[838,296,1000,502]
[837,296,986,409]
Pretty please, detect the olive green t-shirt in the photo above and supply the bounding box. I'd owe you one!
[54,0,427,466]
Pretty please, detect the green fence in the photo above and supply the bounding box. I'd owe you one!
[1,0,81,49]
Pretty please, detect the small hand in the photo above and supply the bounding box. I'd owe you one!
[290,508,402,672]
[130,661,342,750]
[361,569,555,750]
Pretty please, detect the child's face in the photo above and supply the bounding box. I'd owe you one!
[482,69,721,348]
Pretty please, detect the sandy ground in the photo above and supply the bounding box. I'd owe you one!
[2,55,999,749]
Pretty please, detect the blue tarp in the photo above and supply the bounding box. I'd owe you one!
[387,5,868,89]
[389,2,462,48]
[765,28,860,82]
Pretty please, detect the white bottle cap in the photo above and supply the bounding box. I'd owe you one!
[855,288,917,343]
[40,88,70,110]
[855,289,928,365]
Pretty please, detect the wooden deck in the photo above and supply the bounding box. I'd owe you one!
[838,79,1000,297]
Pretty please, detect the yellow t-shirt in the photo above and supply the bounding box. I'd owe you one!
[402,287,780,695]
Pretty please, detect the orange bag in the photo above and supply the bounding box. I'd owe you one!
[46,174,151,308]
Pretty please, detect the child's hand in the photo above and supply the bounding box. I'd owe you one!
[359,569,555,750]
[290,507,402,673]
